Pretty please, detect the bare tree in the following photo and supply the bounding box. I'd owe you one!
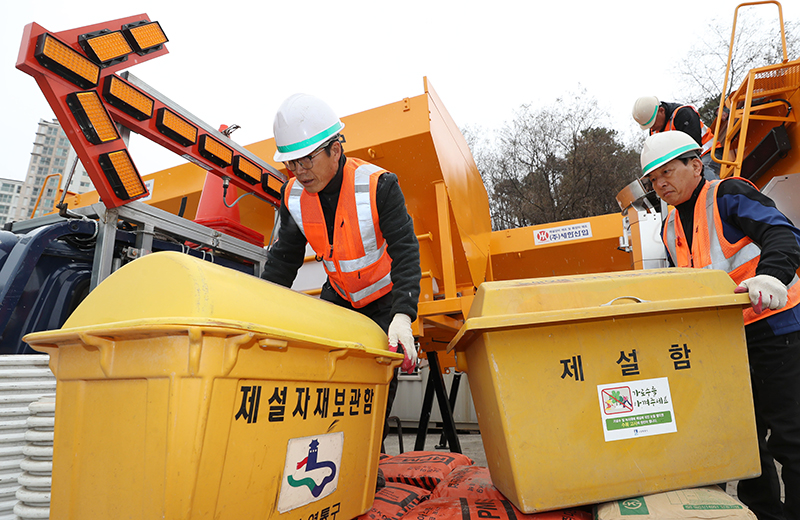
[676,12,799,123]
[465,92,640,230]
[561,127,642,218]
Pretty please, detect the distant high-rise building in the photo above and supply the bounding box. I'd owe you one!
[14,118,95,221]
[0,178,23,227]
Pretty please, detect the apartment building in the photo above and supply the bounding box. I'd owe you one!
[0,179,23,227]
[14,118,95,221]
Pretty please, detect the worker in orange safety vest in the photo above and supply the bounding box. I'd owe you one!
[261,93,421,451]
[633,95,721,180]
[640,130,800,520]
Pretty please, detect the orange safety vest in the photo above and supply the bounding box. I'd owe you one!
[663,179,800,325]
[285,157,393,308]
[651,104,716,157]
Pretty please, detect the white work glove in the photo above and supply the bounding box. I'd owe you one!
[735,274,788,314]
[388,313,417,373]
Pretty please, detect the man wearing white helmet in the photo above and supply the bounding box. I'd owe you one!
[641,130,800,519]
[633,95,721,179]
[262,93,421,446]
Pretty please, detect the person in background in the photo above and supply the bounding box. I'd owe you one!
[633,95,721,179]
[261,93,421,449]
[640,130,800,520]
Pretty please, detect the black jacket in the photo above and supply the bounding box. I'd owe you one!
[658,101,703,145]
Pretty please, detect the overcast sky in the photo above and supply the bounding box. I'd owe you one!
[2,0,797,182]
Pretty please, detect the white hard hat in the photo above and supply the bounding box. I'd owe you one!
[632,96,660,130]
[640,131,702,178]
[273,93,345,162]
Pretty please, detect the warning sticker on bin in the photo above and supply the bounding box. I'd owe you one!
[597,377,677,442]
[277,432,343,513]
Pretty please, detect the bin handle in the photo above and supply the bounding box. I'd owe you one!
[326,349,350,381]
[222,333,256,376]
[601,296,650,306]
[79,333,115,376]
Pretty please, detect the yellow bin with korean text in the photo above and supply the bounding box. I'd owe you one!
[24,251,402,520]
[447,269,759,512]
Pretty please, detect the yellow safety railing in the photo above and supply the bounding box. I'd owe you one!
[713,1,799,178]
[28,173,62,218]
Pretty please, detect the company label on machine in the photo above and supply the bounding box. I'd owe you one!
[533,222,592,245]
[277,432,344,512]
[597,377,677,442]
[139,179,155,201]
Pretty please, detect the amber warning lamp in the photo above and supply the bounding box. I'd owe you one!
[102,75,154,121]
[66,90,121,144]
[34,33,100,89]
[79,29,133,67]
[98,150,148,200]
[121,21,168,55]
[156,108,198,147]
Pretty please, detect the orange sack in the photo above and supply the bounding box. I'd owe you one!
[431,466,507,501]
[402,497,593,520]
[379,451,475,490]
[356,482,431,520]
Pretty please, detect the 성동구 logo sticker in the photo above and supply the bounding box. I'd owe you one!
[277,432,344,513]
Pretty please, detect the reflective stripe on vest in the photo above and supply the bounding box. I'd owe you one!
[653,104,716,156]
[663,179,800,324]
[347,162,384,271]
[287,179,306,235]
[340,272,393,304]
[285,158,393,307]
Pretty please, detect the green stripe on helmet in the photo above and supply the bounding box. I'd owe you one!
[643,144,700,175]
[644,104,658,127]
[276,121,343,153]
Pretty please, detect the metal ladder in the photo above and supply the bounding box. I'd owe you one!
[713,1,800,179]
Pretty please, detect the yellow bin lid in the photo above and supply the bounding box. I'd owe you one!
[448,268,750,352]
[25,251,398,360]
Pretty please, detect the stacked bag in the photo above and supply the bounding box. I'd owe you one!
[358,452,591,520]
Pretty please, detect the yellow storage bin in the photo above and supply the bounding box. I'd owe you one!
[447,268,759,512]
[24,251,402,520]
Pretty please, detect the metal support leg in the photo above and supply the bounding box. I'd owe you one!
[386,416,404,454]
[437,373,462,449]
[90,207,118,290]
[414,351,462,453]
[135,222,155,257]
[414,368,435,451]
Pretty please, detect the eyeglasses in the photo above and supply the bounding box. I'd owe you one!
[283,146,328,172]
